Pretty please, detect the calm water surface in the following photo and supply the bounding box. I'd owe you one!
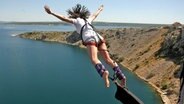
[0,23,163,104]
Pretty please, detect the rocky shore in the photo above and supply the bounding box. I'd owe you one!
[18,23,184,104]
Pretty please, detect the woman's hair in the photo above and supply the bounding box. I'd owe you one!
[67,4,90,19]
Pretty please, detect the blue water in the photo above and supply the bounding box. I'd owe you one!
[0,23,163,104]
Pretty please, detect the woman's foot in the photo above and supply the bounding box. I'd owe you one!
[120,77,126,87]
[113,66,126,87]
[102,71,110,87]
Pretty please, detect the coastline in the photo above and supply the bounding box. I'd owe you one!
[18,26,180,104]
[120,63,171,104]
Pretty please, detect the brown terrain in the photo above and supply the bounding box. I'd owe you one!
[18,22,184,104]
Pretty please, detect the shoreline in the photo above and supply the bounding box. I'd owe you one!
[120,63,171,104]
[20,38,171,104]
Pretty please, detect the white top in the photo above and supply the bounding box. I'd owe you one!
[72,17,93,34]
[72,17,99,42]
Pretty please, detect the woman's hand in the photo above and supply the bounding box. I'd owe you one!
[90,4,104,21]
[44,5,52,14]
[99,5,104,11]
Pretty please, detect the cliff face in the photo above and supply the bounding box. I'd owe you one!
[19,24,183,104]
[103,27,182,104]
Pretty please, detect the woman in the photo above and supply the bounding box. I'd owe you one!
[44,4,126,87]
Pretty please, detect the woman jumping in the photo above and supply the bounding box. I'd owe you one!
[44,4,126,87]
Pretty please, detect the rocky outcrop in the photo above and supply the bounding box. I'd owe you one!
[157,22,184,63]
[18,23,183,104]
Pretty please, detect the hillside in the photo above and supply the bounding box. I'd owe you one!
[18,23,184,104]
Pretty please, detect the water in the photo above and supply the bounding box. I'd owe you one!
[0,23,163,104]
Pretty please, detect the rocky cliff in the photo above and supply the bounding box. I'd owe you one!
[19,23,184,104]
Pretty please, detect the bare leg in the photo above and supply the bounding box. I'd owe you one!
[99,43,126,87]
[86,45,110,87]
[98,43,115,67]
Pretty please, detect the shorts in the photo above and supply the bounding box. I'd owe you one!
[82,31,105,47]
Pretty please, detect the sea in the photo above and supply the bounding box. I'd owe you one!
[0,22,164,104]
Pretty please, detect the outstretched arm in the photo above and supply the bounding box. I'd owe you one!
[44,5,73,24]
[89,5,104,21]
